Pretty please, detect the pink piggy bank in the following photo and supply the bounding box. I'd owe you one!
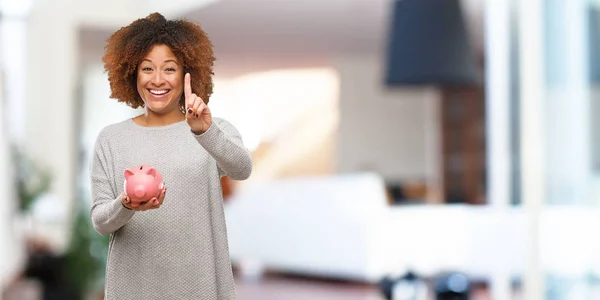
[123,165,164,207]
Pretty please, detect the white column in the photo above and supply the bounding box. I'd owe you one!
[484,0,512,210]
[518,0,546,299]
[26,1,78,252]
[0,0,34,286]
[484,0,513,298]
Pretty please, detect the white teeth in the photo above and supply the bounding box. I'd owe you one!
[149,89,169,95]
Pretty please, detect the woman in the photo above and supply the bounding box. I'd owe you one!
[90,12,253,299]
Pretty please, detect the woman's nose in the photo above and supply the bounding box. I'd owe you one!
[152,72,164,85]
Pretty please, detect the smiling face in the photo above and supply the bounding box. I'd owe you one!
[136,44,184,114]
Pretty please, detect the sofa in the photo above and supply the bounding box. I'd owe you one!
[224,172,598,286]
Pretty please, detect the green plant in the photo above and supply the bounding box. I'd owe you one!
[11,145,109,298]
[12,146,53,212]
[64,201,109,299]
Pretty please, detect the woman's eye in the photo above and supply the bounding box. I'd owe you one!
[166,68,176,72]
[142,67,152,71]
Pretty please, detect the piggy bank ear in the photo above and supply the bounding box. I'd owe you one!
[124,169,135,179]
[145,167,157,179]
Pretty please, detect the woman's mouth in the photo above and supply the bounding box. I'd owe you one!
[148,89,170,98]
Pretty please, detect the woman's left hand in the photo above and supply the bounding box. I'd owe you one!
[184,73,212,134]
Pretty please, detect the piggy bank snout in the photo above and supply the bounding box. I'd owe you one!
[129,178,161,197]
[134,187,146,198]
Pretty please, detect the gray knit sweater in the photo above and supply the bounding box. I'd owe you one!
[89,117,252,300]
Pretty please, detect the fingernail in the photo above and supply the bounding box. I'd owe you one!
[187,108,193,114]
[154,199,159,205]
[195,113,199,118]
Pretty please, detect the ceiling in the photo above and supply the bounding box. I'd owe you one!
[80,0,484,77]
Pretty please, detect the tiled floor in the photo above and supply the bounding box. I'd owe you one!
[235,275,384,300]
[234,273,494,300]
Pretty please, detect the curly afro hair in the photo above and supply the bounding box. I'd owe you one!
[102,12,215,111]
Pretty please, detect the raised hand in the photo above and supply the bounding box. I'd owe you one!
[184,73,212,134]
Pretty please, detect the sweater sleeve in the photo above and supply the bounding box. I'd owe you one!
[193,118,253,180]
[89,131,135,236]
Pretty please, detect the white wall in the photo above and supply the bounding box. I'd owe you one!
[335,55,441,185]
[542,0,591,206]
[80,65,142,157]
[78,64,142,208]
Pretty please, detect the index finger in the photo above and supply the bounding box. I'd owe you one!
[184,73,192,106]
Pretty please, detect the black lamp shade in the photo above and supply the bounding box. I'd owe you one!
[385,0,479,86]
